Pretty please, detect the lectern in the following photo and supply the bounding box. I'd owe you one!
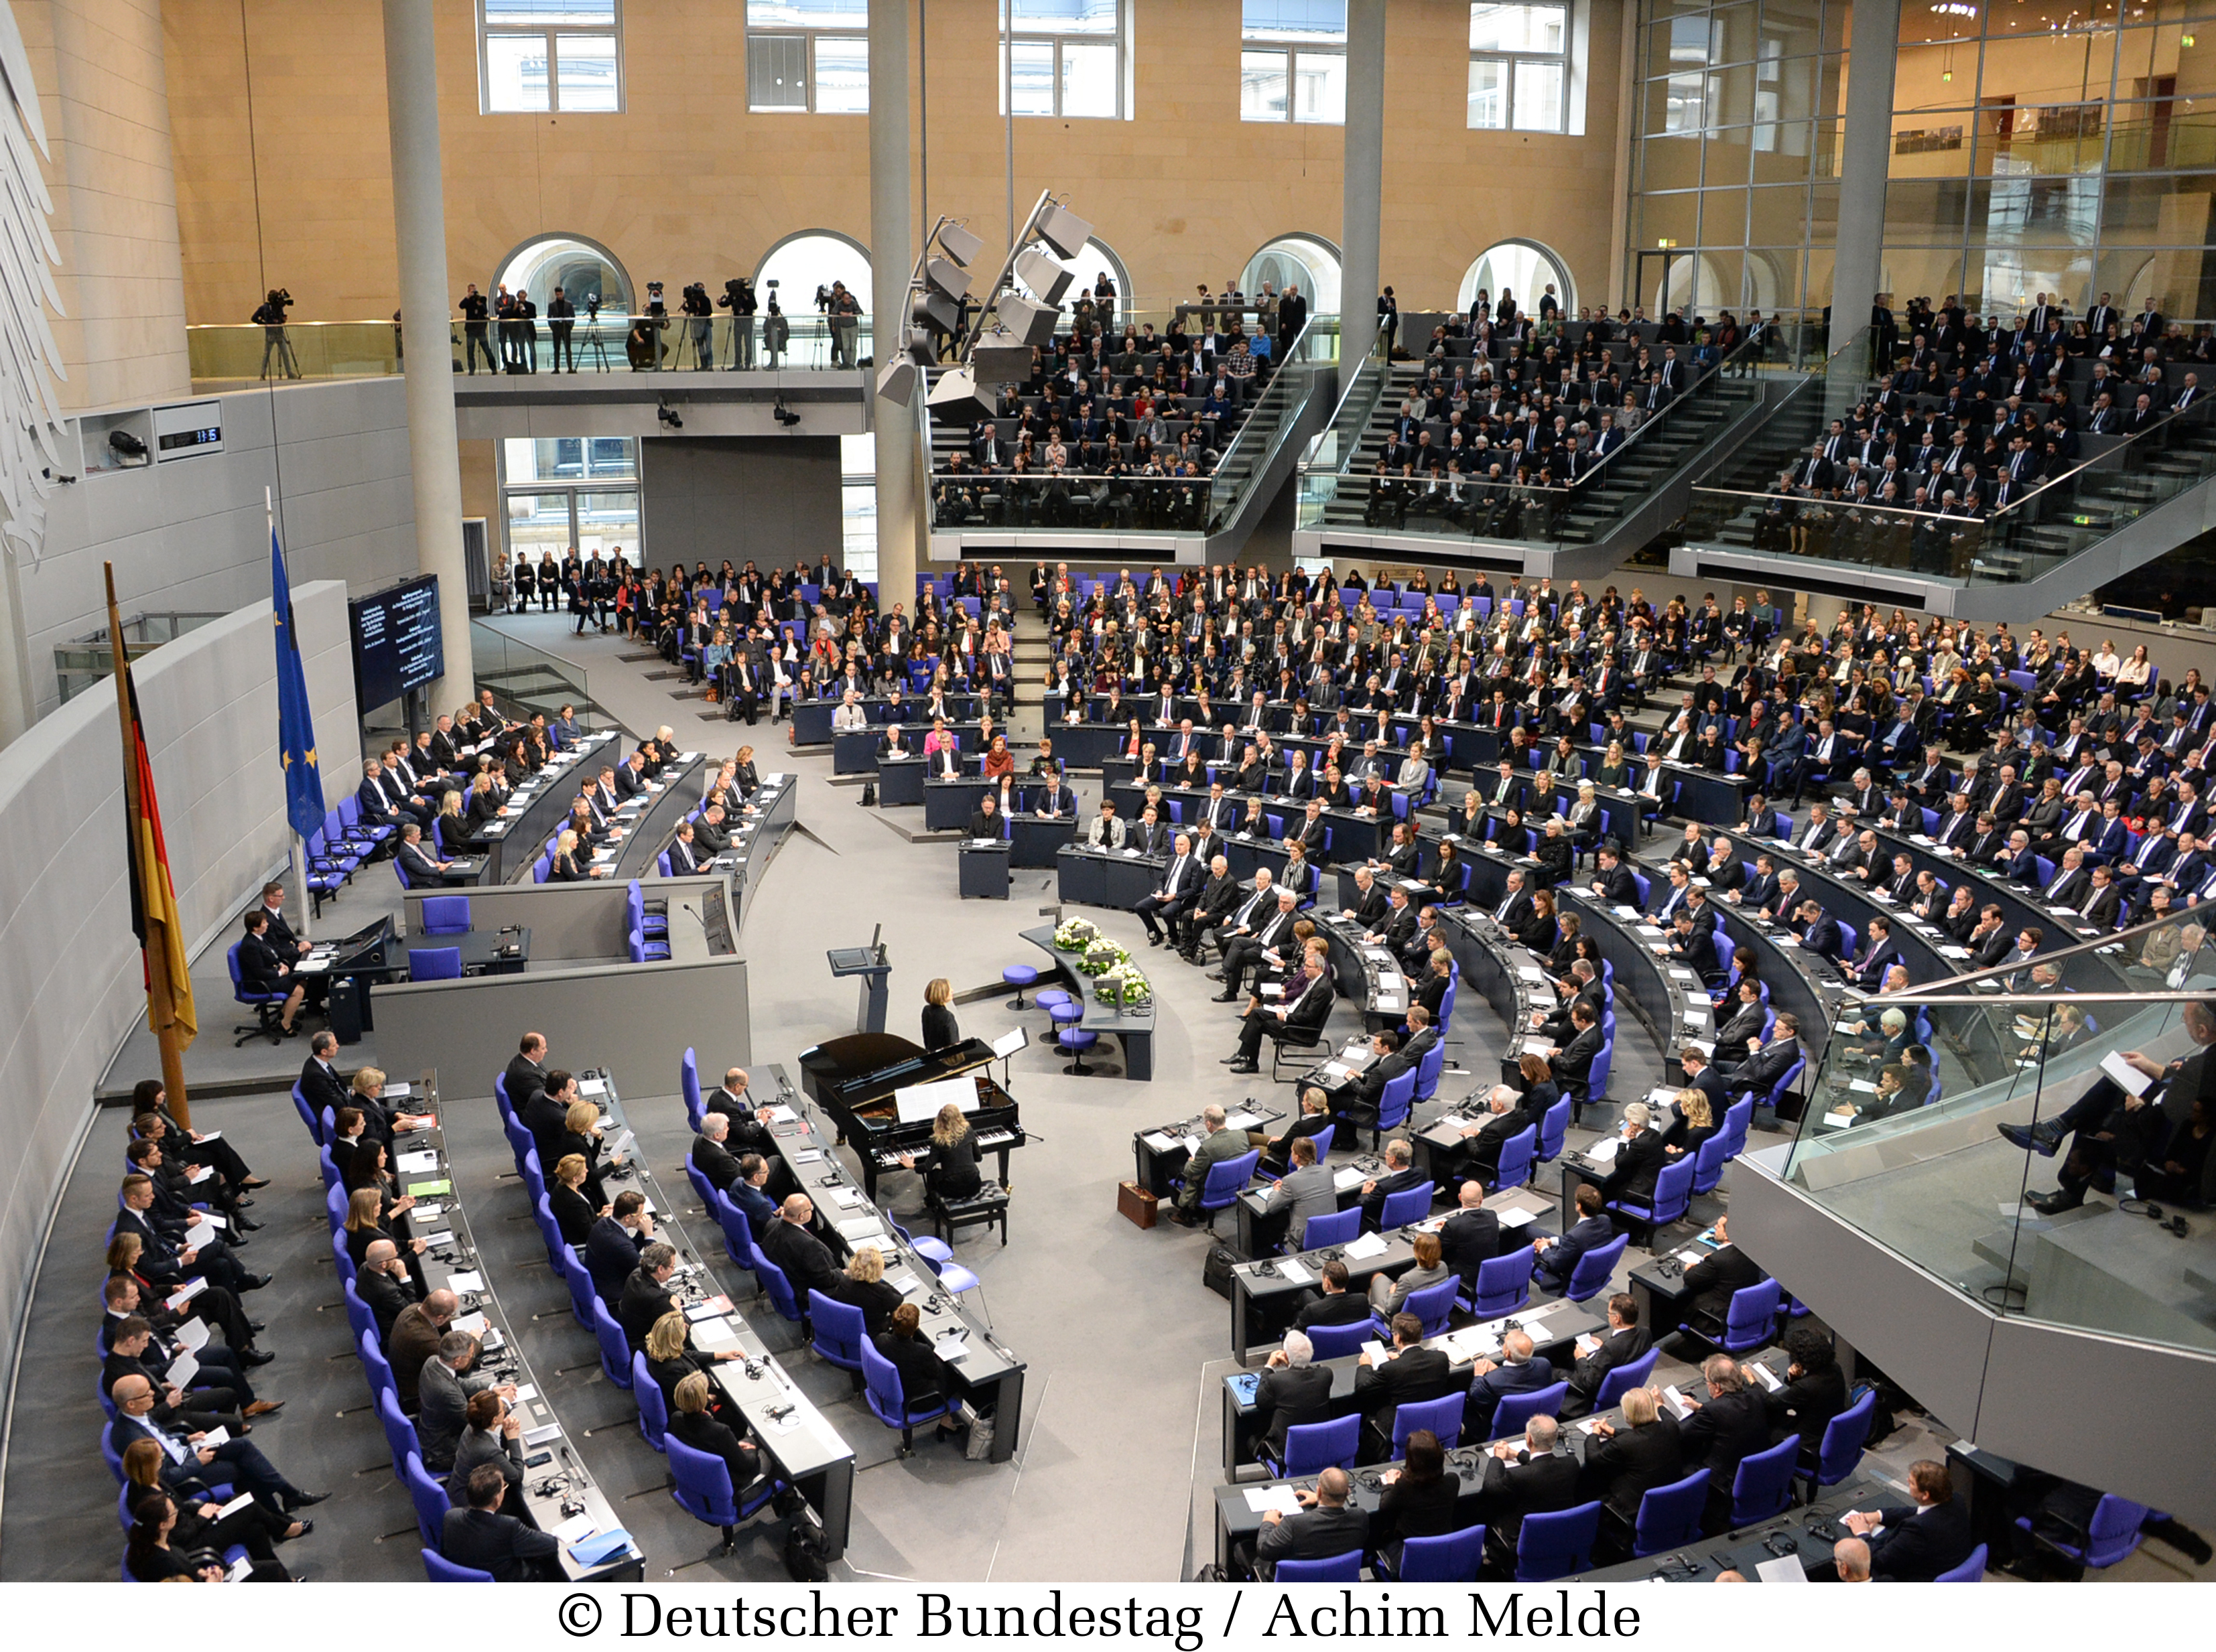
[826,926,892,1036]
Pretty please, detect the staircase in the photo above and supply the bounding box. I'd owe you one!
[1008,607,1053,745]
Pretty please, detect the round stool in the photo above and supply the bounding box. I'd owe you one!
[1058,1026,1099,1076]
[1001,964,1040,1010]
[1034,988,1075,1013]
[1048,1001,1084,1036]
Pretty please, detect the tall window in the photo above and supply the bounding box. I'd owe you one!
[1468,2,1567,133]
[1000,0,1126,120]
[479,0,622,114]
[501,439,642,567]
[746,0,868,113]
[1241,1,1346,124]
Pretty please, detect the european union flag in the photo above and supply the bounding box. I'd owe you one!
[272,527,325,841]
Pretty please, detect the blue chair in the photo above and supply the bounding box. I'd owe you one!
[1937,1543,1988,1582]
[1198,1149,1262,1229]
[680,1046,704,1133]
[375,1388,419,1482]
[1486,1125,1539,1193]
[860,1339,955,1455]
[1688,1129,1731,1202]
[1464,1247,1535,1320]
[1390,1390,1464,1455]
[1378,1178,1436,1229]
[1632,1470,1712,1557]
[292,1083,322,1144]
[408,947,462,981]
[1727,1436,1800,1525]
[1368,1067,1419,1149]
[1593,1346,1660,1412]
[667,1436,778,1555]
[590,1298,634,1388]
[1581,1036,1615,1111]
[1718,1098,1755,1159]
[1378,1277,1458,1343]
[1300,1205,1360,1250]
[1411,1040,1448,1105]
[807,1290,868,1383]
[632,1351,669,1452]
[755,1249,804,1326]
[1275,1550,1364,1582]
[1799,1387,1876,1495]
[1390,1523,1486,1582]
[227,943,288,1045]
[1303,1319,1373,1360]
[405,1450,451,1550]
[1491,1381,1569,1442]
[419,896,470,935]
[1561,1233,1628,1302]
[1516,1500,1602,1580]
[627,880,667,939]
[709,1188,761,1273]
[1264,1414,1360,1478]
[2016,1494,2148,1573]
[1708,1277,1783,1355]
[1605,1155,1697,1243]
[558,1245,598,1329]
[1535,1098,1571,1163]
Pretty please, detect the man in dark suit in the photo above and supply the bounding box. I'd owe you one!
[1226,952,1333,1074]
[759,1194,843,1304]
[1846,1460,1975,1581]
[1463,1328,1555,1441]
[356,1238,423,1346]
[1134,834,1203,947]
[389,1292,454,1405]
[1455,1085,1539,1184]
[1533,1182,1613,1294]
[1179,855,1242,961]
[1676,1355,1772,1505]
[1244,1464,1368,1581]
[300,1032,350,1125]
[1578,1385,1683,1519]
[1560,1293,1653,1420]
[503,1032,549,1107]
[444,1462,564,1581]
[1588,845,1640,904]
[690,1113,742,1195]
[585,1192,652,1301]
[1356,1138,1427,1231]
[1594,1105,1668,1206]
[1352,1312,1458,1461]
[523,1071,579,1170]
[1543,1001,1605,1101]
[1476,1415,1583,1560]
[1292,1260,1376,1330]
[1253,1330,1335,1460]
[1437,1176,1504,1292]
[618,1243,681,1351]
[108,1375,322,1512]
[1670,1213,1768,1345]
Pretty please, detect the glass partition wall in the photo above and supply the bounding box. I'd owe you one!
[1778,899,2216,1356]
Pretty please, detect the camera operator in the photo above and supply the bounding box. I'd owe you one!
[456,283,495,374]
[645,281,670,368]
[717,276,758,369]
[828,280,861,369]
[253,288,300,379]
[762,289,789,369]
[681,281,714,370]
[545,285,575,372]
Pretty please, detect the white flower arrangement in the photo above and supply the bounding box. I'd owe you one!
[1054,917,1102,951]
[1095,961,1153,1009]
[1076,938,1130,976]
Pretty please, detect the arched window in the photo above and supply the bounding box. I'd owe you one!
[1242,232,1341,314]
[494,234,633,315]
[1013,231,1134,316]
[1457,240,1573,318]
[754,230,874,316]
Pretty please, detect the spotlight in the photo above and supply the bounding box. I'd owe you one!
[657,404,683,429]
[926,366,995,424]
[1015,245,1074,305]
[994,292,1061,348]
[875,360,918,403]
[773,399,803,427]
[972,337,1034,386]
[1035,202,1094,261]
[937,222,985,268]
[925,256,973,302]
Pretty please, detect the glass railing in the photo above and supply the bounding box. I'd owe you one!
[468,618,609,728]
[1291,330,1771,547]
[1204,314,1331,531]
[1299,329,1391,476]
[186,313,879,388]
[54,611,224,705]
[1683,383,2216,589]
[1777,900,2216,1354]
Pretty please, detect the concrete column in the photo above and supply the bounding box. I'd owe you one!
[868,0,919,614]
[1828,0,1901,360]
[382,0,472,706]
[1338,0,1386,370]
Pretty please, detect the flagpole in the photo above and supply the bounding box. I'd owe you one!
[108,561,194,1130]
[271,488,312,943]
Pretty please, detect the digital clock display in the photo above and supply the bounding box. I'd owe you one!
[156,425,220,453]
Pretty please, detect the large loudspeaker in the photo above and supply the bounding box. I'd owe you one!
[874,359,917,403]
[972,340,1033,385]
[1013,246,1073,305]
[1035,202,1094,261]
[926,367,995,424]
[925,256,972,301]
[937,222,985,269]
[911,290,961,334]
[995,293,1060,348]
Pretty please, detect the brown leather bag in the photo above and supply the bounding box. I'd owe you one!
[1116,1180,1157,1229]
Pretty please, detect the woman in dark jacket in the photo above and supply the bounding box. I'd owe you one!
[549,1153,601,1247]
[667,1371,763,1491]
[645,1312,740,1419]
[898,1103,983,1203]
[1515,888,1561,955]
[921,977,960,1052]
[236,910,306,1036]
[1415,953,1453,1022]
[832,1245,905,1336]
[125,1491,290,1582]
[547,828,591,882]
[1372,1431,1465,1574]
[556,1099,616,1208]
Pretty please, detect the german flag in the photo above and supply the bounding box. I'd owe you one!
[107,564,197,1052]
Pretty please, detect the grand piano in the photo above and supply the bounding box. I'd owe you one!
[795,1032,1025,1201]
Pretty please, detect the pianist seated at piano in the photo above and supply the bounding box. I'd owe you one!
[897,1102,985,1205]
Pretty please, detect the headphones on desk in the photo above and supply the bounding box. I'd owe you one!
[2123,1198,2192,1237]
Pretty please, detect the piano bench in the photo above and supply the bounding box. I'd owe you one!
[930,1185,1010,1247]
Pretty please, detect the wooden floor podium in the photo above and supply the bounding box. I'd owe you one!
[826,931,891,1035]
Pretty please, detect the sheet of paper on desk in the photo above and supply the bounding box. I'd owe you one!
[1819,1111,1856,1129]
[1517,966,1547,983]
[892,1273,927,1295]
[1225,1111,1262,1130]
[447,1271,484,1293]
[1587,1137,1622,1164]
[1448,1327,1499,1360]
[1744,1360,1783,1391]
[386,1083,412,1099]
[831,1186,867,1209]
[412,1202,444,1221]
[511,1383,539,1403]
[550,1513,598,1545]
[1141,1131,1181,1152]
[1321,1063,1352,1080]
[2100,1049,2154,1097]
[691,1317,740,1351]
[1577,1416,1608,1435]
[1675,1247,1705,1267]
[932,1334,971,1363]
[792,1150,825,1165]
[1754,1555,1809,1583]
[1334,1166,1366,1190]
[1670,968,1699,983]
[415,1229,452,1250]
[578,1078,607,1097]
[686,1296,735,1321]
[1498,1206,1539,1229]
[767,1105,799,1123]
[1277,1259,1314,1286]
[1520,1038,1553,1056]
[523,1422,564,1446]
[1847,1078,1878,1093]
[1343,1231,1389,1259]
[1245,1485,1304,1516]
[396,1150,440,1174]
